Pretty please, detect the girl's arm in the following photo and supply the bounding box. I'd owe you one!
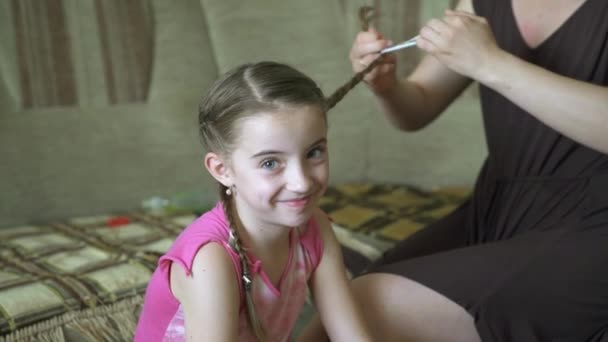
[170,242,240,341]
[419,9,608,154]
[307,209,374,341]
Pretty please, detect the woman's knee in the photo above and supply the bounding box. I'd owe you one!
[351,273,481,342]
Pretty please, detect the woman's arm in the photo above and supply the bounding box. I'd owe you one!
[170,243,240,341]
[482,50,608,154]
[419,9,608,154]
[307,209,373,341]
[373,57,472,131]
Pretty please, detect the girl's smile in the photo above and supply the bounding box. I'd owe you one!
[278,195,312,208]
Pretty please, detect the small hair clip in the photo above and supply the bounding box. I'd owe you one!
[242,273,252,290]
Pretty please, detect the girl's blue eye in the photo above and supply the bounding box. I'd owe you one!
[261,159,278,169]
[308,146,325,159]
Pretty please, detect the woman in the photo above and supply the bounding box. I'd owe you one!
[300,0,608,340]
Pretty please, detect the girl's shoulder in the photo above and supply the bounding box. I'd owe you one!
[173,202,230,245]
[160,202,238,275]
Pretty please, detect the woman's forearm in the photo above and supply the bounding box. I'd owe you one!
[372,57,473,132]
[479,50,608,154]
[372,79,436,131]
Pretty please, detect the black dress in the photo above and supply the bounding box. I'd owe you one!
[366,0,608,340]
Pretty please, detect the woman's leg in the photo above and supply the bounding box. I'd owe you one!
[366,200,470,270]
[297,203,474,341]
[300,226,608,342]
[353,273,481,341]
[297,273,481,342]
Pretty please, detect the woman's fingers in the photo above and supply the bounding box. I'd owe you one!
[445,9,485,22]
[416,10,498,79]
[426,18,452,36]
[350,30,392,73]
[348,28,399,92]
[418,14,475,53]
[418,23,444,53]
[356,53,380,71]
[368,27,386,40]
[352,37,390,57]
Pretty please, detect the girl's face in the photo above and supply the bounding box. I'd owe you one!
[228,105,329,231]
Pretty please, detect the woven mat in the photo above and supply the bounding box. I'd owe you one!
[321,183,470,241]
[0,212,183,340]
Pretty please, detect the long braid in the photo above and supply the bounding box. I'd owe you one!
[220,184,265,341]
[325,56,384,110]
[325,5,383,110]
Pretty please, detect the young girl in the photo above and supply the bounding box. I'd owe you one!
[134,61,373,341]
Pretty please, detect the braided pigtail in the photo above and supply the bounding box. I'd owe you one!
[325,5,383,110]
[220,184,265,342]
[325,56,384,110]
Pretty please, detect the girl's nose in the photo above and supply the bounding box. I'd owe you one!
[285,165,313,193]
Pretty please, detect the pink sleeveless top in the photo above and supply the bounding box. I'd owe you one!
[134,203,324,341]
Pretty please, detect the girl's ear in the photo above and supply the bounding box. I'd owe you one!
[204,152,232,187]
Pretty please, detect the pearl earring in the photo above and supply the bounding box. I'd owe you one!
[225,187,232,196]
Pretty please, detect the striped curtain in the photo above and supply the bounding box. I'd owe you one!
[94,0,154,105]
[4,0,154,110]
[10,0,76,108]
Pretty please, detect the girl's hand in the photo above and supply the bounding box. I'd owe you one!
[417,10,502,80]
[349,28,398,94]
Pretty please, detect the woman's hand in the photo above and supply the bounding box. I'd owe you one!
[417,10,502,80]
[349,28,398,94]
